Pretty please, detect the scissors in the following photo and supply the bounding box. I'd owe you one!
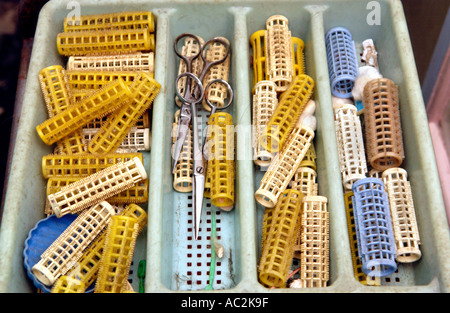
[173,33,233,240]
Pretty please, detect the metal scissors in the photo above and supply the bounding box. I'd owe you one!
[173,33,233,240]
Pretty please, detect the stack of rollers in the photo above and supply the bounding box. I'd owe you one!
[30,11,161,293]
[251,15,329,289]
[171,34,234,211]
[327,27,421,285]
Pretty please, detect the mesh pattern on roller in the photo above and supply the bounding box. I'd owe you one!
[265,15,294,92]
[57,29,154,56]
[255,124,314,209]
[325,27,358,98]
[382,168,421,263]
[32,202,115,286]
[334,104,368,190]
[259,189,304,288]
[259,74,314,153]
[172,109,194,192]
[352,178,397,277]
[48,157,147,217]
[299,196,329,288]
[206,112,235,209]
[363,78,405,171]
[252,80,278,167]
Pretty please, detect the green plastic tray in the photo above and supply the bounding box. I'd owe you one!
[0,0,449,293]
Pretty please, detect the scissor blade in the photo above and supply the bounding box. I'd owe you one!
[172,114,191,173]
[192,173,205,240]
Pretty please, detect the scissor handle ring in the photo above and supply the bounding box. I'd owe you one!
[200,37,231,66]
[175,72,204,104]
[204,79,233,112]
[173,33,203,62]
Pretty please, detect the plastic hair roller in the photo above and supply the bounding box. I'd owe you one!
[57,29,154,56]
[325,27,359,98]
[64,11,155,33]
[299,144,316,171]
[260,205,275,253]
[252,80,278,167]
[255,123,315,209]
[51,276,86,293]
[334,104,368,190]
[53,204,147,293]
[41,152,143,178]
[344,192,380,286]
[259,74,315,153]
[382,168,421,263]
[265,15,294,92]
[46,177,149,208]
[352,178,397,277]
[207,112,235,210]
[172,110,193,192]
[87,73,160,154]
[82,127,150,153]
[291,36,305,77]
[202,37,231,112]
[39,65,72,117]
[32,201,115,286]
[38,65,86,155]
[95,215,140,293]
[299,195,329,288]
[363,78,405,171]
[67,52,154,73]
[48,157,147,217]
[291,166,318,259]
[82,112,149,130]
[291,166,318,197]
[259,189,304,288]
[66,71,139,90]
[250,30,266,93]
[36,78,132,145]
[176,35,205,107]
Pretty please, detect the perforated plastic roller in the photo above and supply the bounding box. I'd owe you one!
[39,65,86,155]
[363,77,405,171]
[325,27,359,98]
[64,11,155,33]
[32,201,115,286]
[259,74,315,153]
[382,168,421,263]
[48,157,147,217]
[206,112,235,210]
[259,189,304,288]
[299,195,329,288]
[250,30,266,93]
[265,15,294,92]
[344,191,380,286]
[172,110,193,192]
[87,73,160,154]
[36,78,133,145]
[41,152,143,178]
[57,29,155,56]
[352,178,397,277]
[334,104,368,190]
[255,123,315,209]
[95,215,140,293]
[52,204,147,293]
[252,80,278,167]
[66,71,139,90]
[67,52,154,73]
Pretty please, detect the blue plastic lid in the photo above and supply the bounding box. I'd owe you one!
[23,214,95,293]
